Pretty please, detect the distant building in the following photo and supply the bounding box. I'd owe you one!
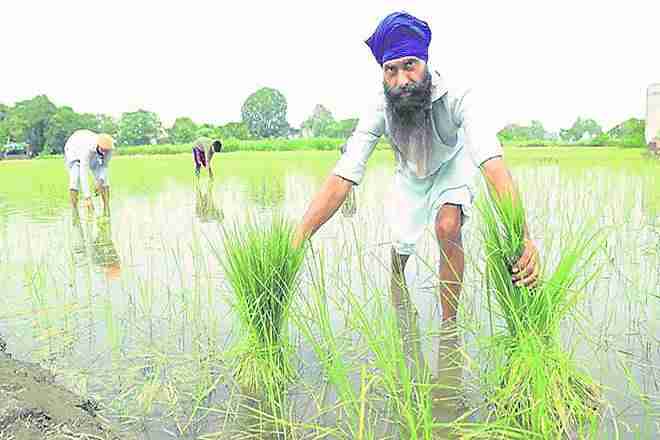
[1,142,33,160]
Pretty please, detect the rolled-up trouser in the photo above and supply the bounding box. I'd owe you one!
[388,145,479,256]
[66,160,82,192]
[65,160,109,193]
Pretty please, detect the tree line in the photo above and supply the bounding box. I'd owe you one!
[498,117,647,147]
[0,88,359,155]
[0,89,648,155]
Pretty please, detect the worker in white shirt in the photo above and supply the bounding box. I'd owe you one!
[64,129,114,217]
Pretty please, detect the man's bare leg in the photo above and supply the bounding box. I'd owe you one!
[70,189,82,225]
[390,248,427,377]
[70,189,79,210]
[391,247,410,305]
[430,205,465,434]
[434,204,464,322]
[98,185,110,217]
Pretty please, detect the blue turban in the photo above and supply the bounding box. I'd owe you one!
[365,11,432,66]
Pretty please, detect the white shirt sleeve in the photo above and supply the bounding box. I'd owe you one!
[452,89,504,168]
[332,98,386,185]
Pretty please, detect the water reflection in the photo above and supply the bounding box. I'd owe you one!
[72,215,121,280]
[391,257,466,439]
[195,178,224,223]
[221,388,287,439]
[246,177,285,209]
[0,208,7,250]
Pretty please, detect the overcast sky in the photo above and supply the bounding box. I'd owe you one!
[2,0,659,132]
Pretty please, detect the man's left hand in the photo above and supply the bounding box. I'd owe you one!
[512,238,540,288]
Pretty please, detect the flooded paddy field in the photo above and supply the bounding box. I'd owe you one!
[0,149,658,439]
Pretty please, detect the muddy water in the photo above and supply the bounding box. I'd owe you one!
[0,156,658,439]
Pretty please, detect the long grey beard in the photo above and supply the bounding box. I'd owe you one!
[386,106,434,178]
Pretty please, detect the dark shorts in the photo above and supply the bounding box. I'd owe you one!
[193,146,207,170]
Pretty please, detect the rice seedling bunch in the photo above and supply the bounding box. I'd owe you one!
[477,188,602,438]
[219,215,305,395]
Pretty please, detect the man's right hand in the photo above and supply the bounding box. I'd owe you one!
[293,174,353,249]
[292,228,306,249]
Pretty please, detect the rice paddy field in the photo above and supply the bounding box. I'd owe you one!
[0,147,658,439]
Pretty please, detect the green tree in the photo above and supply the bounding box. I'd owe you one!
[325,118,359,139]
[0,103,8,122]
[609,118,644,142]
[241,87,289,138]
[0,125,7,146]
[43,107,97,153]
[94,114,118,136]
[560,117,602,142]
[0,104,8,145]
[528,120,546,139]
[2,95,57,153]
[196,123,218,139]
[498,120,547,142]
[117,110,163,146]
[301,104,335,137]
[220,121,252,140]
[168,117,198,144]
[593,118,646,147]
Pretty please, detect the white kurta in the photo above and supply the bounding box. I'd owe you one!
[333,68,503,255]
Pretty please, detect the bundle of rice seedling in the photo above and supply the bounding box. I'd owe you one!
[477,188,603,438]
[216,215,306,395]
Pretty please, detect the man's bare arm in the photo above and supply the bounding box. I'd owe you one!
[480,157,528,235]
[293,175,353,247]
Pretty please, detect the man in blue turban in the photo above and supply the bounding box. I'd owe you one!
[294,12,539,325]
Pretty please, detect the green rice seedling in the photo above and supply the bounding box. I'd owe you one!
[24,262,55,358]
[290,246,372,438]
[102,293,126,396]
[476,186,604,438]
[343,283,437,439]
[211,215,305,398]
